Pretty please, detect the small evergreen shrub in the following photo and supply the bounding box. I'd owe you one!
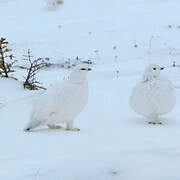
[0,37,17,78]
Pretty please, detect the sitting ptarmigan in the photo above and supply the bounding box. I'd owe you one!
[129,64,176,125]
[24,64,91,132]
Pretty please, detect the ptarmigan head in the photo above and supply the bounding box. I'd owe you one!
[69,63,91,84]
[142,64,164,82]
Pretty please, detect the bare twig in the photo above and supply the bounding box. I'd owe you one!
[23,49,48,90]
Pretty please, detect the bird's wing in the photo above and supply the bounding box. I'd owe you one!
[162,78,174,92]
[148,78,175,112]
[51,83,80,106]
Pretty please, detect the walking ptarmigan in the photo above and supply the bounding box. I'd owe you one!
[24,64,91,131]
[129,64,176,125]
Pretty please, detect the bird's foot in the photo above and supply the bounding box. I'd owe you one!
[66,128,80,131]
[148,121,163,125]
[47,124,62,129]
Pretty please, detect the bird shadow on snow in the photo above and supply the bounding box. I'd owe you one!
[159,117,180,128]
[25,125,84,134]
[23,125,97,137]
[26,127,66,133]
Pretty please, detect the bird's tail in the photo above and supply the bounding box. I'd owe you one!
[24,120,42,132]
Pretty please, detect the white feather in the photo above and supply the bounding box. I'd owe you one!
[25,64,90,131]
[129,64,176,123]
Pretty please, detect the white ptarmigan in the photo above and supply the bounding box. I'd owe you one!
[24,64,91,132]
[129,64,176,125]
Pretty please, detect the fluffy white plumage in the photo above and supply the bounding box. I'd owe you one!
[129,64,176,124]
[24,64,91,131]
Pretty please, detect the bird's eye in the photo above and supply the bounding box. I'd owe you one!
[160,67,164,70]
[153,68,156,70]
[80,68,86,70]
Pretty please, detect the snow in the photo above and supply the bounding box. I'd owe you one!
[1,0,180,179]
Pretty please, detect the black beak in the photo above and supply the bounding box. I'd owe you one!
[24,128,31,132]
[160,67,165,70]
[80,68,91,71]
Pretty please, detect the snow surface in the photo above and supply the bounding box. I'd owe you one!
[1,0,180,179]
